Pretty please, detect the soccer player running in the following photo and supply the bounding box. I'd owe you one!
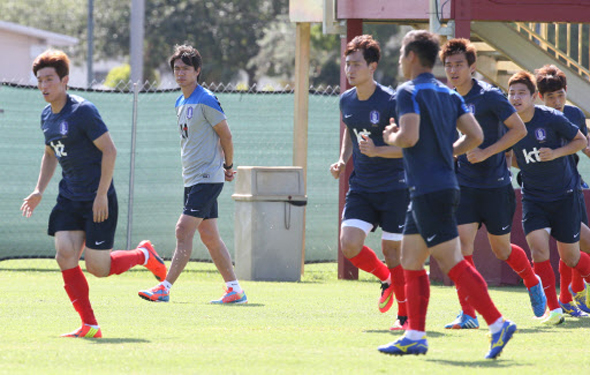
[439,38,546,329]
[508,70,590,325]
[377,30,516,359]
[535,65,590,317]
[330,35,408,330]
[139,45,246,304]
[21,50,167,338]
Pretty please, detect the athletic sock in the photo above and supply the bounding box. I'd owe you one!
[62,266,98,326]
[404,269,429,332]
[455,256,478,319]
[389,265,407,316]
[571,269,585,293]
[573,251,590,281]
[488,317,505,334]
[447,260,502,326]
[162,280,173,290]
[108,249,146,276]
[505,244,538,289]
[348,246,390,281]
[559,260,573,304]
[226,280,243,293]
[534,260,560,310]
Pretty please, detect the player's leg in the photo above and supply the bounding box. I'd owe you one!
[488,233,546,317]
[382,238,407,328]
[445,222,479,329]
[55,231,102,338]
[199,218,247,304]
[378,233,430,356]
[379,189,407,319]
[84,193,166,281]
[568,216,590,313]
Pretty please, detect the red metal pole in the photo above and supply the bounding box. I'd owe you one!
[337,19,363,280]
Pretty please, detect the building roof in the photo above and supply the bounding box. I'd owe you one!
[0,20,78,46]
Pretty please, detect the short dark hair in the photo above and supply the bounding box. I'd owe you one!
[535,65,567,95]
[32,49,70,79]
[440,38,477,66]
[401,30,440,69]
[508,71,537,94]
[344,35,381,65]
[169,44,203,80]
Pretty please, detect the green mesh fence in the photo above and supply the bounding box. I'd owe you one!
[0,83,386,262]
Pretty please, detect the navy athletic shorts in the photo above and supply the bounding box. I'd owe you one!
[48,192,118,250]
[183,183,223,219]
[456,184,516,235]
[403,188,460,247]
[342,189,409,235]
[522,192,582,243]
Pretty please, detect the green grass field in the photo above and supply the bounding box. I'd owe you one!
[1,260,589,375]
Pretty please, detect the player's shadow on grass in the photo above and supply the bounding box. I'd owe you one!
[426,358,522,368]
[364,329,445,338]
[208,302,265,307]
[86,338,151,344]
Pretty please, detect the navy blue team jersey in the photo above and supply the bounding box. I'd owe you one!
[456,79,515,188]
[340,83,406,193]
[564,104,587,136]
[396,72,469,197]
[41,94,114,201]
[512,105,580,202]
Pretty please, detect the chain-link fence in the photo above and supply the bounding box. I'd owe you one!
[1,81,389,263]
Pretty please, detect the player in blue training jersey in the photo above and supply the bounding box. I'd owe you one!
[21,50,167,338]
[139,45,246,304]
[508,70,590,325]
[439,38,546,328]
[535,65,590,316]
[330,35,408,330]
[377,30,516,359]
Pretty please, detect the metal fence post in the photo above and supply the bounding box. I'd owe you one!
[126,82,139,249]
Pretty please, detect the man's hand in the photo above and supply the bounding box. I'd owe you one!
[466,147,491,164]
[359,134,378,157]
[538,147,557,161]
[383,118,399,145]
[93,194,109,223]
[21,191,43,218]
[224,167,235,182]
[329,160,346,179]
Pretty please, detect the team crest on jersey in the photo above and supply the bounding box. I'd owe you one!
[187,106,194,119]
[467,104,476,114]
[535,128,547,142]
[369,110,380,125]
[59,121,68,135]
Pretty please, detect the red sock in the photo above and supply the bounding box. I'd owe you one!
[447,260,502,325]
[571,269,585,293]
[390,265,407,316]
[62,266,98,326]
[108,249,146,276]
[505,244,538,289]
[348,246,389,281]
[404,269,429,332]
[455,255,477,319]
[559,260,573,304]
[573,251,590,281]
[534,260,559,310]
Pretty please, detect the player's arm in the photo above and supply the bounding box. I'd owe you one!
[582,134,590,158]
[538,130,586,161]
[330,129,353,179]
[21,145,58,217]
[93,132,117,223]
[213,119,235,182]
[359,133,403,158]
[466,113,527,164]
[384,113,420,148]
[454,113,484,156]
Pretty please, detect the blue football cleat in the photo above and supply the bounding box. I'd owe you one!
[559,300,588,317]
[444,311,479,329]
[485,320,517,359]
[528,275,547,317]
[378,335,428,356]
[569,283,590,314]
